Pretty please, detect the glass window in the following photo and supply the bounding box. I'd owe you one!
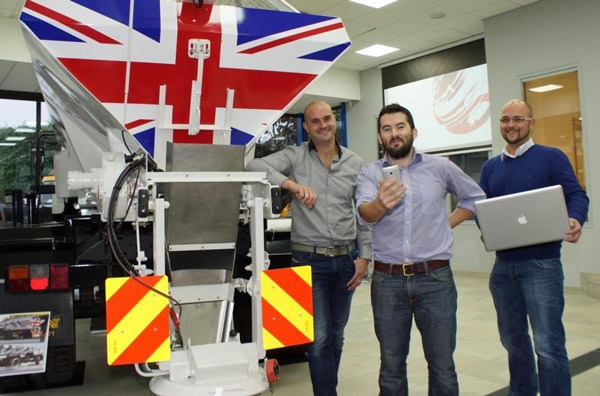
[447,150,490,184]
[523,70,586,189]
[254,114,298,158]
[444,149,491,214]
[299,105,345,144]
[0,97,60,226]
[254,104,347,159]
[0,99,37,193]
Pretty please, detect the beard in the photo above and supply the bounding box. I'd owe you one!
[382,135,414,160]
[502,129,530,146]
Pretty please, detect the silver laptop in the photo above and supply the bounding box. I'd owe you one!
[475,185,570,251]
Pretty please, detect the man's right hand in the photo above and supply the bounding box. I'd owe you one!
[377,179,406,210]
[282,179,317,209]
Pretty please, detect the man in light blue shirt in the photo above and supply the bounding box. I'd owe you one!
[356,103,485,396]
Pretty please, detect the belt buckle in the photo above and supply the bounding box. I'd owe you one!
[402,263,415,277]
[325,246,336,257]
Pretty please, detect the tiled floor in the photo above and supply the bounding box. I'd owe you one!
[5,273,600,395]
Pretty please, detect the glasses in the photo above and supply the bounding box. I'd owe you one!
[499,116,533,124]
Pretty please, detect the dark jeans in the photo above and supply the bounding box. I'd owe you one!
[371,265,458,396]
[490,257,570,396]
[291,250,356,396]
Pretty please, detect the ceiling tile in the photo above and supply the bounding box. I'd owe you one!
[351,9,401,27]
[287,0,342,13]
[408,24,458,41]
[345,22,378,40]
[429,30,472,45]
[355,27,399,44]
[316,1,370,21]
[470,1,520,18]
[410,5,463,22]
[439,14,484,34]
[381,18,434,35]
[383,34,436,50]
[384,0,440,17]
[510,0,539,5]
[443,0,500,12]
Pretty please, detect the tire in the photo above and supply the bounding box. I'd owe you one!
[9,357,21,367]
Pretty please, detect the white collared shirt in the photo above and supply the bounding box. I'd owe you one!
[502,138,534,160]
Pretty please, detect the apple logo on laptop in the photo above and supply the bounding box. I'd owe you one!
[517,214,528,225]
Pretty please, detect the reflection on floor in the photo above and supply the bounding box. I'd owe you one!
[4,273,600,396]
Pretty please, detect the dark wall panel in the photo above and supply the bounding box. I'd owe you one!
[382,39,486,89]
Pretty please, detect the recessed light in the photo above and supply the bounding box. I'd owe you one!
[356,44,399,57]
[0,143,17,146]
[528,84,564,93]
[6,136,27,141]
[15,127,36,133]
[429,12,446,19]
[350,0,397,9]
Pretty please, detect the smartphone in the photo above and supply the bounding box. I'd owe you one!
[381,165,402,182]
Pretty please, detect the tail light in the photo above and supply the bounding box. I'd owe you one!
[7,264,69,292]
[50,264,69,290]
[30,264,50,291]
[8,265,29,292]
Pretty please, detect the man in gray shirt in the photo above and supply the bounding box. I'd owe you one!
[246,101,371,396]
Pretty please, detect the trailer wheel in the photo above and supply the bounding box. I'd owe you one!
[9,357,21,367]
[265,358,279,384]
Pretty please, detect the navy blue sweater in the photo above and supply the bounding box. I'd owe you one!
[479,144,589,260]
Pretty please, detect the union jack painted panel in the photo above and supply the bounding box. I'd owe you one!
[19,0,350,167]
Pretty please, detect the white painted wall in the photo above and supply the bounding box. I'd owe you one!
[286,67,361,114]
[346,67,382,163]
[306,67,360,101]
[0,17,30,62]
[346,0,599,287]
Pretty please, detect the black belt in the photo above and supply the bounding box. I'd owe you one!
[374,260,449,277]
[291,242,354,257]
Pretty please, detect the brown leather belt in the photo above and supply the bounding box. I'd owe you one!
[374,260,449,277]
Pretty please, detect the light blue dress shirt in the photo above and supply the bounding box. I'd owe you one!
[355,149,485,264]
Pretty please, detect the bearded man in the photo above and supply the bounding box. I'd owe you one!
[355,103,485,396]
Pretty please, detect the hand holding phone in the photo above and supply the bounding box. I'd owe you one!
[381,165,402,182]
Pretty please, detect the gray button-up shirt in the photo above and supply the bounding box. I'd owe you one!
[246,141,372,260]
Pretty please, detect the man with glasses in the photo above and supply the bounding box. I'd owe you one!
[479,99,589,396]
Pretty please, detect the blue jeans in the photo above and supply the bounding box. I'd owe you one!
[489,257,570,396]
[291,251,356,396]
[371,265,458,396]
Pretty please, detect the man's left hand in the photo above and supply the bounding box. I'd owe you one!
[347,258,369,290]
[564,218,583,243]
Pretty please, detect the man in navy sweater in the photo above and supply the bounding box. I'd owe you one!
[479,99,589,396]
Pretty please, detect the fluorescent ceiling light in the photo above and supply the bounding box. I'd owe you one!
[356,44,399,57]
[0,142,17,146]
[528,84,564,93]
[6,136,27,141]
[350,0,397,9]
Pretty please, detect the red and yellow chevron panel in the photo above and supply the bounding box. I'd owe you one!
[105,276,170,366]
[261,265,313,350]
